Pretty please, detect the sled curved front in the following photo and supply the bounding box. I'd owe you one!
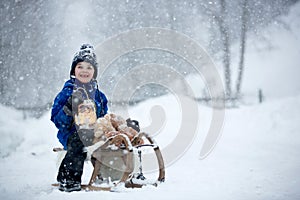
[125,132,165,188]
[141,132,165,183]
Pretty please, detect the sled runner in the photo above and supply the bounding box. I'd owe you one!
[52,114,165,192]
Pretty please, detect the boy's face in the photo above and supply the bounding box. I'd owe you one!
[74,61,95,83]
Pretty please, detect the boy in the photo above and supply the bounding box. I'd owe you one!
[51,44,108,192]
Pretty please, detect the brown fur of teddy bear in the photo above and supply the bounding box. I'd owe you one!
[93,113,141,145]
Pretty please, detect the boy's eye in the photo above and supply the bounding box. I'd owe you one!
[76,63,93,70]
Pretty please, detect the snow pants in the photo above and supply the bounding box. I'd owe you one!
[57,132,87,185]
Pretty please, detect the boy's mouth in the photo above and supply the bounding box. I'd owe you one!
[79,74,90,78]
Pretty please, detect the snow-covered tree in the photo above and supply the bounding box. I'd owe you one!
[0,0,298,115]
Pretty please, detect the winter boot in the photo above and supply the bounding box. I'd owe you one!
[58,182,81,192]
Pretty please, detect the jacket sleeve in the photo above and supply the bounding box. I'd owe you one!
[50,87,73,131]
[96,91,108,117]
[101,92,108,116]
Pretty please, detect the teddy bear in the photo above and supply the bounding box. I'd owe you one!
[93,114,115,141]
[93,113,141,145]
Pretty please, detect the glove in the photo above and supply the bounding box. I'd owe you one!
[63,90,84,116]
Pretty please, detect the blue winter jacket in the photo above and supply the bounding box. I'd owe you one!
[50,78,108,149]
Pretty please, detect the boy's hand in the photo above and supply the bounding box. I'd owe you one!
[63,90,84,116]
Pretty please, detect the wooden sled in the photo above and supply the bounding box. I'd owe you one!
[53,132,165,192]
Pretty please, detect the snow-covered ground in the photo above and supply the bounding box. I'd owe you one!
[0,94,300,200]
[1,2,300,200]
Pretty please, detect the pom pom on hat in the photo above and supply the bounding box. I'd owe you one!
[70,44,98,79]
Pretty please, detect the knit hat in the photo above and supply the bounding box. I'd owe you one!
[70,44,98,79]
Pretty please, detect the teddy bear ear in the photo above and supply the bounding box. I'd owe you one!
[126,118,140,132]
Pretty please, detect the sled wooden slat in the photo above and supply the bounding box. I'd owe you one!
[154,146,165,182]
[51,183,112,191]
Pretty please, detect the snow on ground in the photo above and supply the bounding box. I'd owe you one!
[0,94,300,200]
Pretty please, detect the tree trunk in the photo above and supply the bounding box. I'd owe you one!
[219,0,232,99]
[235,0,248,99]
